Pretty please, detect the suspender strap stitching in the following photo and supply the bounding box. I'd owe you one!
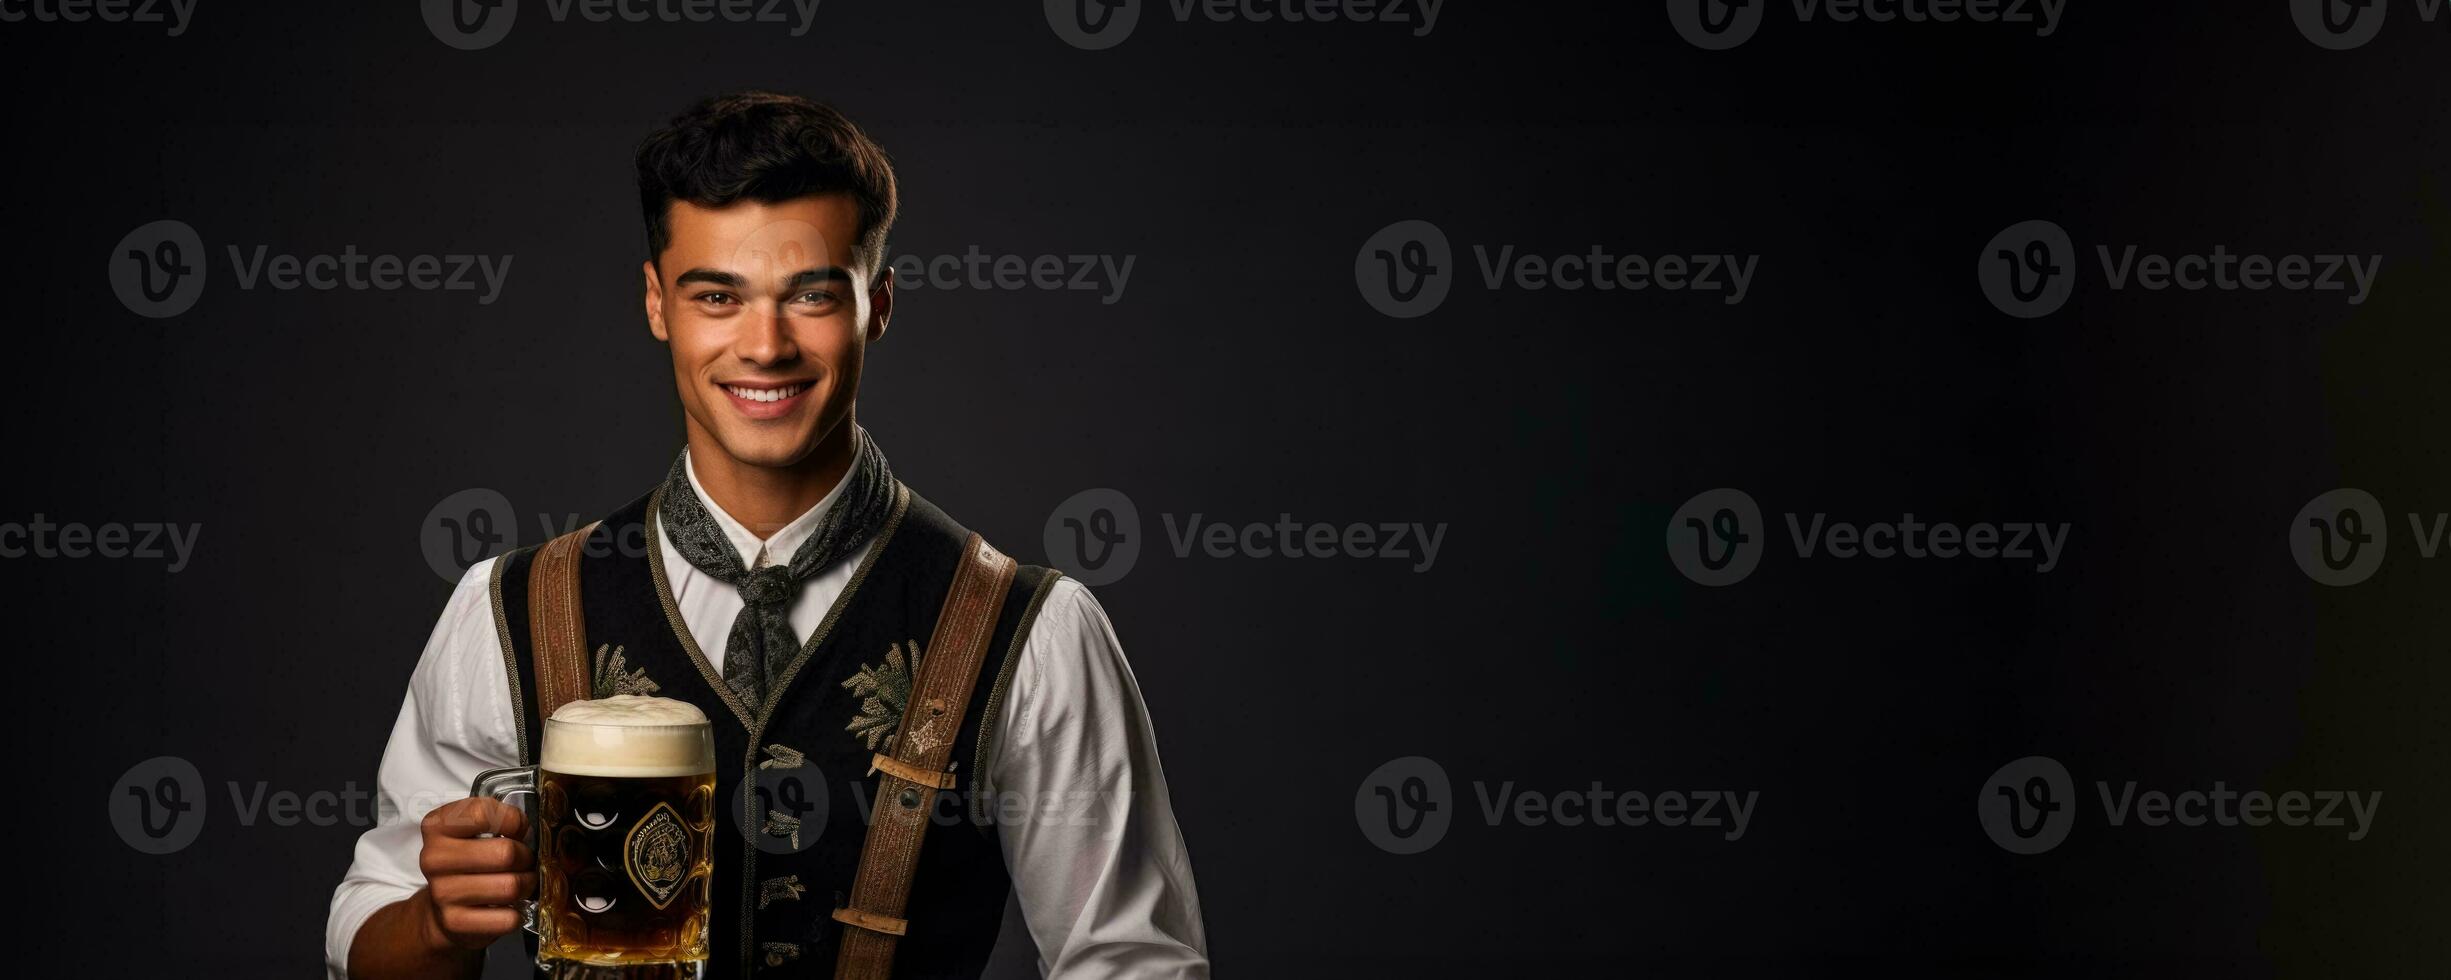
[525,521,600,722]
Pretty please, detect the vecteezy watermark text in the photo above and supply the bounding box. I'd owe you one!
[1356,219,1759,318]
[421,487,670,584]
[1,516,200,572]
[887,247,1136,305]
[424,0,823,50]
[1977,756,2382,855]
[1668,0,2064,51]
[1045,0,1443,50]
[1042,488,1449,586]
[1977,219,2382,318]
[226,245,512,304]
[1159,514,1447,572]
[111,219,514,318]
[1666,488,2069,586]
[0,0,195,34]
[1355,756,1760,855]
[111,755,460,854]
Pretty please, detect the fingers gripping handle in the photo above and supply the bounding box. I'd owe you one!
[469,765,542,936]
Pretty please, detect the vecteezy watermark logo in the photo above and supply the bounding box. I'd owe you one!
[1978,755,2383,854]
[1043,488,1449,585]
[109,219,208,318]
[1665,488,1765,587]
[2288,488,2446,586]
[111,757,463,854]
[2290,487,2387,586]
[110,756,207,855]
[1044,0,1140,49]
[421,488,519,584]
[738,754,829,855]
[424,0,823,48]
[417,488,662,583]
[1355,219,1454,319]
[1044,488,1141,587]
[2290,0,2442,50]
[423,0,517,49]
[1976,755,2074,855]
[0,516,203,572]
[1355,756,1452,855]
[1666,489,2070,585]
[1666,0,1766,49]
[1355,219,1761,318]
[2291,0,2386,49]
[0,0,196,34]
[1048,0,1441,49]
[887,247,1137,305]
[1671,0,2063,50]
[1976,219,2075,318]
[109,219,516,317]
[1978,219,2384,318]
[1357,756,1761,855]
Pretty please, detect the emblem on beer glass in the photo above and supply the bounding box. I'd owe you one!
[627,802,692,909]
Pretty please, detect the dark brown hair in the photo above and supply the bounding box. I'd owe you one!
[634,91,898,272]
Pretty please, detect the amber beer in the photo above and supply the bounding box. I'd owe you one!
[517,695,717,975]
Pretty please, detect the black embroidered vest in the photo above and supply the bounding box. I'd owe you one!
[489,482,1061,978]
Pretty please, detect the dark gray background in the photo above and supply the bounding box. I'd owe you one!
[3,1,2445,976]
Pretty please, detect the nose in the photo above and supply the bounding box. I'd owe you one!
[734,302,800,367]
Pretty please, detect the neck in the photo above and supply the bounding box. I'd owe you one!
[684,420,857,540]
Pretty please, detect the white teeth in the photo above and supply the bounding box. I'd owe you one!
[725,384,806,404]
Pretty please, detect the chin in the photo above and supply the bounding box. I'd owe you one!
[710,432,820,470]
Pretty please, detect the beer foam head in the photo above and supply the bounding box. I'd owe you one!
[541,695,714,778]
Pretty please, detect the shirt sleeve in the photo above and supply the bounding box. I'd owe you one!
[988,578,1210,978]
[324,558,524,979]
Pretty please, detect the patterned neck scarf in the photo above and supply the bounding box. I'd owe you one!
[657,426,895,707]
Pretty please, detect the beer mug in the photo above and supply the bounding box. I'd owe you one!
[473,695,718,977]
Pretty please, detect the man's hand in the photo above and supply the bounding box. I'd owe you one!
[347,797,533,979]
[420,797,536,946]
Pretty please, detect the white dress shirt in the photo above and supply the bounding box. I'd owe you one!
[326,458,1208,978]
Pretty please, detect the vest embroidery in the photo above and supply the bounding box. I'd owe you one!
[842,639,922,751]
[762,808,803,850]
[592,643,660,697]
[758,875,806,909]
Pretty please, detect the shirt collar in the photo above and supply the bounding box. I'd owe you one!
[681,449,850,569]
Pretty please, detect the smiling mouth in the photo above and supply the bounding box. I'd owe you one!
[722,382,810,403]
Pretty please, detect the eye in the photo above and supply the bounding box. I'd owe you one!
[791,290,838,306]
[694,292,738,306]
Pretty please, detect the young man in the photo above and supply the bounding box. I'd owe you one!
[327,92,1208,979]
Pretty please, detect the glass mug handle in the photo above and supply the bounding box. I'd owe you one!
[469,765,542,936]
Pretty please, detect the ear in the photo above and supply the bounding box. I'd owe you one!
[642,260,669,342]
[866,269,893,344]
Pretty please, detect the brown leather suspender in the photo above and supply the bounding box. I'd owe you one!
[832,533,1018,979]
[527,522,601,722]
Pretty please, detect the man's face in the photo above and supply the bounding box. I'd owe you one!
[643,194,888,470]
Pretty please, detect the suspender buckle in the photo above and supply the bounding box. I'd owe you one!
[831,906,910,937]
[867,751,957,790]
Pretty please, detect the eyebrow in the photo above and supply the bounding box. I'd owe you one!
[672,268,742,289]
[672,267,854,290]
[784,267,854,290]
